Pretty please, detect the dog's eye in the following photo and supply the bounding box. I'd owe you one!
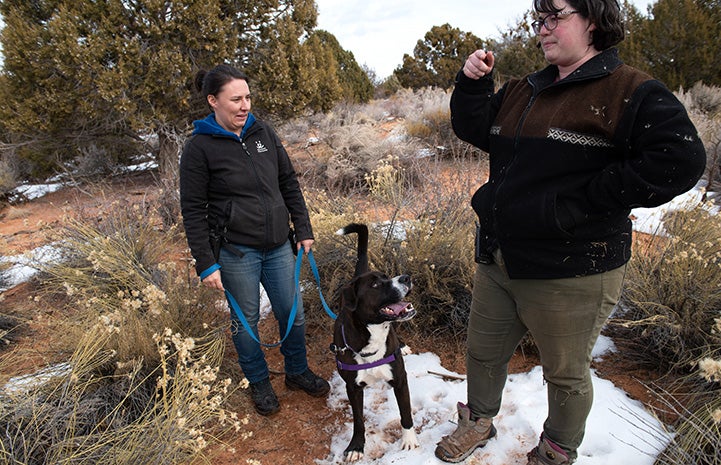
[371,281,380,288]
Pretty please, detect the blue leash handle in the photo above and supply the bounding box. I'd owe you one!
[305,249,338,320]
[224,248,336,348]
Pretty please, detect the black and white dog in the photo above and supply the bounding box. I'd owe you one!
[331,223,419,461]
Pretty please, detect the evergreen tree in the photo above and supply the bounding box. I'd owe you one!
[251,4,318,120]
[308,30,373,105]
[488,10,548,81]
[0,0,245,177]
[0,0,362,179]
[394,23,484,90]
[638,0,720,89]
[617,0,649,73]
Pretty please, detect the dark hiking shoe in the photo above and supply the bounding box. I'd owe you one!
[435,402,497,463]
[285,368,330,397]
[526,434,574,465]
[249,378,280,416]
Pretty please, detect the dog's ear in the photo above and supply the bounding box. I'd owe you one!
[341,282,358,313]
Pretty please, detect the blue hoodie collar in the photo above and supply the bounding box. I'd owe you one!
[192,113,256,139]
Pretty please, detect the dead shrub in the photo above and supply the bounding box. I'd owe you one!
[0,200,248,464]
[612,206,721,374]
[300,155,483,338]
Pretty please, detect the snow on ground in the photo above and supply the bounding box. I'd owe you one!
[630,183,718,236]
[0,244,63,292]
[317,341,669,465]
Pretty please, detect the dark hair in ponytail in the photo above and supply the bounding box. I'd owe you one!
[194,64,249,100]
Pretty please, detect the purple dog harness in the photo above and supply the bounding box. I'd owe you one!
[332,324,398,371]
[336,353,397,371]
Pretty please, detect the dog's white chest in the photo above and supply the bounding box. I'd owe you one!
[355,323,394,386]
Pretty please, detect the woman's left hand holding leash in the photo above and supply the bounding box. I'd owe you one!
[298,239,314,255]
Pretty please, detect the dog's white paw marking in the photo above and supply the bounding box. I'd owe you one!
[400,427,420,450]
[400,344,412,356]
[345,450,364,462]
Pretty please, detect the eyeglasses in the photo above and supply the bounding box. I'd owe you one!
[531,10,579,34]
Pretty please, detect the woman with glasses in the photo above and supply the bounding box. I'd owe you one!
[435,1,706,464]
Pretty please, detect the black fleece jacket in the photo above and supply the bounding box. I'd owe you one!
[180,113,313,277]
[451,48,706,279]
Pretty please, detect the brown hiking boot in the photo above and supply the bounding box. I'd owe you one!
[434,402,497,463]
[526,433,573,465]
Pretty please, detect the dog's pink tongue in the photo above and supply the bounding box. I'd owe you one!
[388,302,412,315]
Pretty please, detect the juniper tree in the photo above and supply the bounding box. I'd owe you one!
[0,0,245,177]
[0,0,363,180]
[486,10,548,82]
[636,0,721,89]
[394,23,484,90]
[307,30,373,106]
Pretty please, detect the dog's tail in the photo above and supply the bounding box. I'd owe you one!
[336,223,369,277]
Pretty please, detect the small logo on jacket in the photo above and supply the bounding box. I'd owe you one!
[255,141,268,153]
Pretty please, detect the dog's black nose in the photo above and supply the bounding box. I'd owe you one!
[399,274,411,285]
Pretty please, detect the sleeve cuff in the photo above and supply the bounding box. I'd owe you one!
[199,263,221,280]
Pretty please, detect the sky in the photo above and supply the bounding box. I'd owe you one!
[315,0,657,79]
[2,173,717,463]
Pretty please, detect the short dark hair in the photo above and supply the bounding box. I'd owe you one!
[194,64,249,99]
[533,0,624,50]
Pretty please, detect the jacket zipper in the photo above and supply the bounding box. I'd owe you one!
[240,138,272,247]
[491,79,541,246]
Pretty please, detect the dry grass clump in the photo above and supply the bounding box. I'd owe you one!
[615,206,721,373]
[676,83,721,199]
[300,155,479,337]
[654,343,721,465]
[677,82,721,117]
[612,205,721,465]
[0,157,19,201]
[155,175,182,230]
[36,197,231,362]
[0,312,20,348]
[0,324,247,464]
[0,199,247,464]
[392,87,485,161]
[321,116,425,193]
[282,102,426,194]
[283,88,487,197]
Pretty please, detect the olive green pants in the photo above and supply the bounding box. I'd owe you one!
[466,249,626,460]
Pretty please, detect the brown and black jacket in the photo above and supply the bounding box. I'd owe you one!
[451,48,706,279]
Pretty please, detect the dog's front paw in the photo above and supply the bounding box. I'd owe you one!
[343,448,364,462]
[400,427,419,450]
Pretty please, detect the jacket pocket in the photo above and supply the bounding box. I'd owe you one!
[552,194,576,237]
[498,192,573,239]
[269,203,291,245]
[226,199,263,234]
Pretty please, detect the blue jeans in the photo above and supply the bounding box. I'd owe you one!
[219,241,308,384]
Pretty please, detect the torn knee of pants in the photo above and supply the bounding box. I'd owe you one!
[549,384,589,406]
[482,362,508,379]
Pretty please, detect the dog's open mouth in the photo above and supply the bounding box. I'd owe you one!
[380,302,416,321]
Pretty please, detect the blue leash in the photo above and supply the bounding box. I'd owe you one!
[224,248,337,348]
